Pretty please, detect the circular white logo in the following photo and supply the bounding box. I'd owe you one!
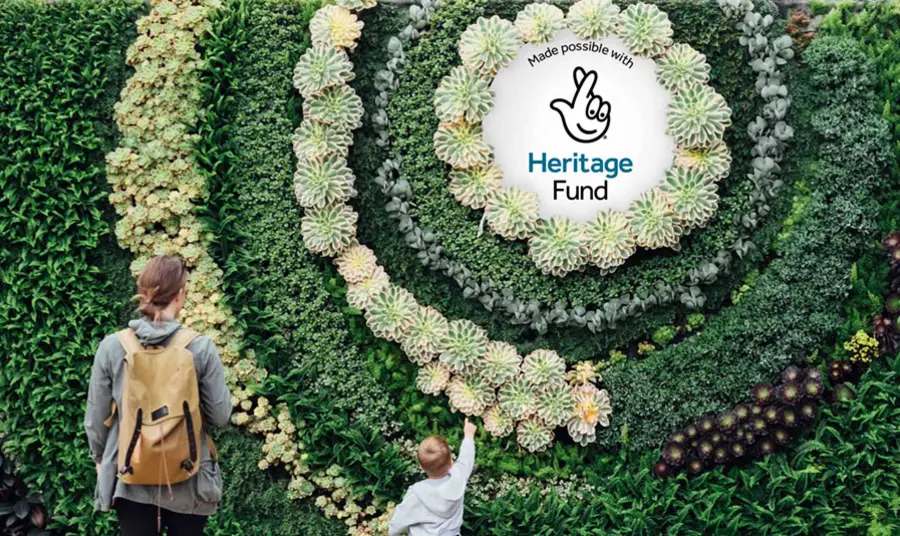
[482,31,676,221]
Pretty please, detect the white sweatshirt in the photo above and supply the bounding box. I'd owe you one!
[388,438,476,536]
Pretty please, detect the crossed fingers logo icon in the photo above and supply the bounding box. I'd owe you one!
[550,67,612,144]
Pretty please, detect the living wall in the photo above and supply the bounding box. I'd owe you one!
[1,0,899,534]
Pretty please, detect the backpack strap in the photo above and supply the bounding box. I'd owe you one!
[117,328,143,357]
[168,328,199,350]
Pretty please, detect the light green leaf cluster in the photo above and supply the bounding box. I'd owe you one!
[433,120,493,169]
[536,383,575,427]
[657,43,710,92]
[626,189,682,249]
[479,341,522,387]
[616,2,674,57]
[346,266,390,310]
[293,155,356,209]
[459,15,522,77]
[522,349,567,388]
[335,244,378,284]
[484,187,540,240]
[667,84,733,148]
[301,203,358,257]
[449,164,503,209]
[527,217,588,277]
[434,66,494,123]
[402,306,450,365]
[498,376,537,420]
[416,362,452,395]
[675,140,733,182]
[482,404,515,438]
[292,120,353,161]
[661,167,720,228]
[446,374,495,416]
[440,319,490,373]
[515,3,566,44]
[583,211,636,274]
[310,5,364,51]
[303,84,364,132]
[516,417,555,453]
[365,284,419,342]
[567,0,620,40]
[292,45,355,98]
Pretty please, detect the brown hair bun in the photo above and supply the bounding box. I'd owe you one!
[134,255,188,321]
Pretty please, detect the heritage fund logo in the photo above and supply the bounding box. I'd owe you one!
[550,67,612,144]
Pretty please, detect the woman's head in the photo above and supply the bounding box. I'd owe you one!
[135,255,188,322]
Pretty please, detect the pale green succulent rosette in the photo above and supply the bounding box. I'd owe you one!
[309,5,364,51]
[515,3,566,45]
[483,404,516,438]
[498,375,538,420]
[303,84,364,131]
[365,284,419,342]
[583,210,636,274]
[484,187,540,241]
[434,65,494,123]
[447,374,496,416]
[536,382,576,427]
[522,349,567,389]
[675,140,733,182]
[417,361,451,395]
[615,2,674,58]
[449,164,503,209]
[292,45,355,98]
[528,217,589,277]
[433,120,493,169]
[334,244,377,284]
[292,120,353,161]
[567,0,620,40]
[479,341,522,387]
[627,189,683,249]
[667,84,733,149]
[335,0,377,11]
[661,167,720,228]
[300,203,358,257]
[401,305,450,365]
[440,319,490,374]
[293,155,356,209]
[517,417,555,453]
[656,43,710,93]
[459,15,522,77]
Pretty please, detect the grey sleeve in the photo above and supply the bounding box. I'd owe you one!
[454,438,476,483]
[194,336,232,428]
[84,337,114,462]
[388,490,418,536]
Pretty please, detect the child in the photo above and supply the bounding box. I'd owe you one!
[388,418,477,536]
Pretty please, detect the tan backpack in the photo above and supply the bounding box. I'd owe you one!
[113,327,214,486]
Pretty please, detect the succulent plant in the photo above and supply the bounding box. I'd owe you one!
[335,243,377,284]
[757,438,777,456]
[446,374,495,416]
[528,217,588,277]
[440,319,489,373]
[515,3,566,44]
[711,446,729,465]
[669,430,688,444]
[656,43,710,93]
[294,155,356,209]
[615,2,674,57]
[303,84,364,131]
[449,164,503,210]
[778,407,799,428]
[301,203,357,257]
[482,404,515,438]
[662,441,687,466]
[583,210,636,273]
[459,16,522,77]
[535,382,575,427]
[567,385,612,446]
[729,441,748,459]
[762,406,780,425]
[434,66,494,123]
[567,0,620,40]
[310,6,364,51]
[365,284,418,342]
[498,375,537,420]
[696,439,714,459]
[522,349,567,388]
[801,377,823,399]
[751,384,775,406]
[667,84,732,149]
[345,266,389,310]
[674,140,732,182]
[433,120,493,169]
[416,362,451,395]
[832,383,856,404]
[696,416,715,435]
[781,365,802,384]
[749,415,768,436]
[484,187,540,240]
[652,458,673,478]
[292,45,355,98]
[516,417,555,453]
[716,411,737,434]
[776,382,802,405]
[627,189,682,249]
[346,265,389,310]
[798,400,818,421]
[567,360,601,386]
[401,306,450,365]
[335,0,377,10]
[734,404,751,422]
[771,427,791,446]
[686,457,705,475]
[292,120,353,161]
[660,167,719,228]
[479,341,522,387]
[684,424,699,440]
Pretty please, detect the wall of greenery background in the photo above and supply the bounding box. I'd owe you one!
[1,0,899,534]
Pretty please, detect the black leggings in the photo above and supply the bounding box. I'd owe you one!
[114,499,208,536]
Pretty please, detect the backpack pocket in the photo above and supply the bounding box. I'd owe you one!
[195,460,222,504]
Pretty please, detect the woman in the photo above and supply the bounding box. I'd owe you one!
[84,255,231,535]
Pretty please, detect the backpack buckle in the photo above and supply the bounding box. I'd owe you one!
[181,460,194,473]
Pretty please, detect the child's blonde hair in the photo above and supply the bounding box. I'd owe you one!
[417,435,452,477]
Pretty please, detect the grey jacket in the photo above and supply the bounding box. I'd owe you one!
[388,439,475,536]
[84,317,232,516]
